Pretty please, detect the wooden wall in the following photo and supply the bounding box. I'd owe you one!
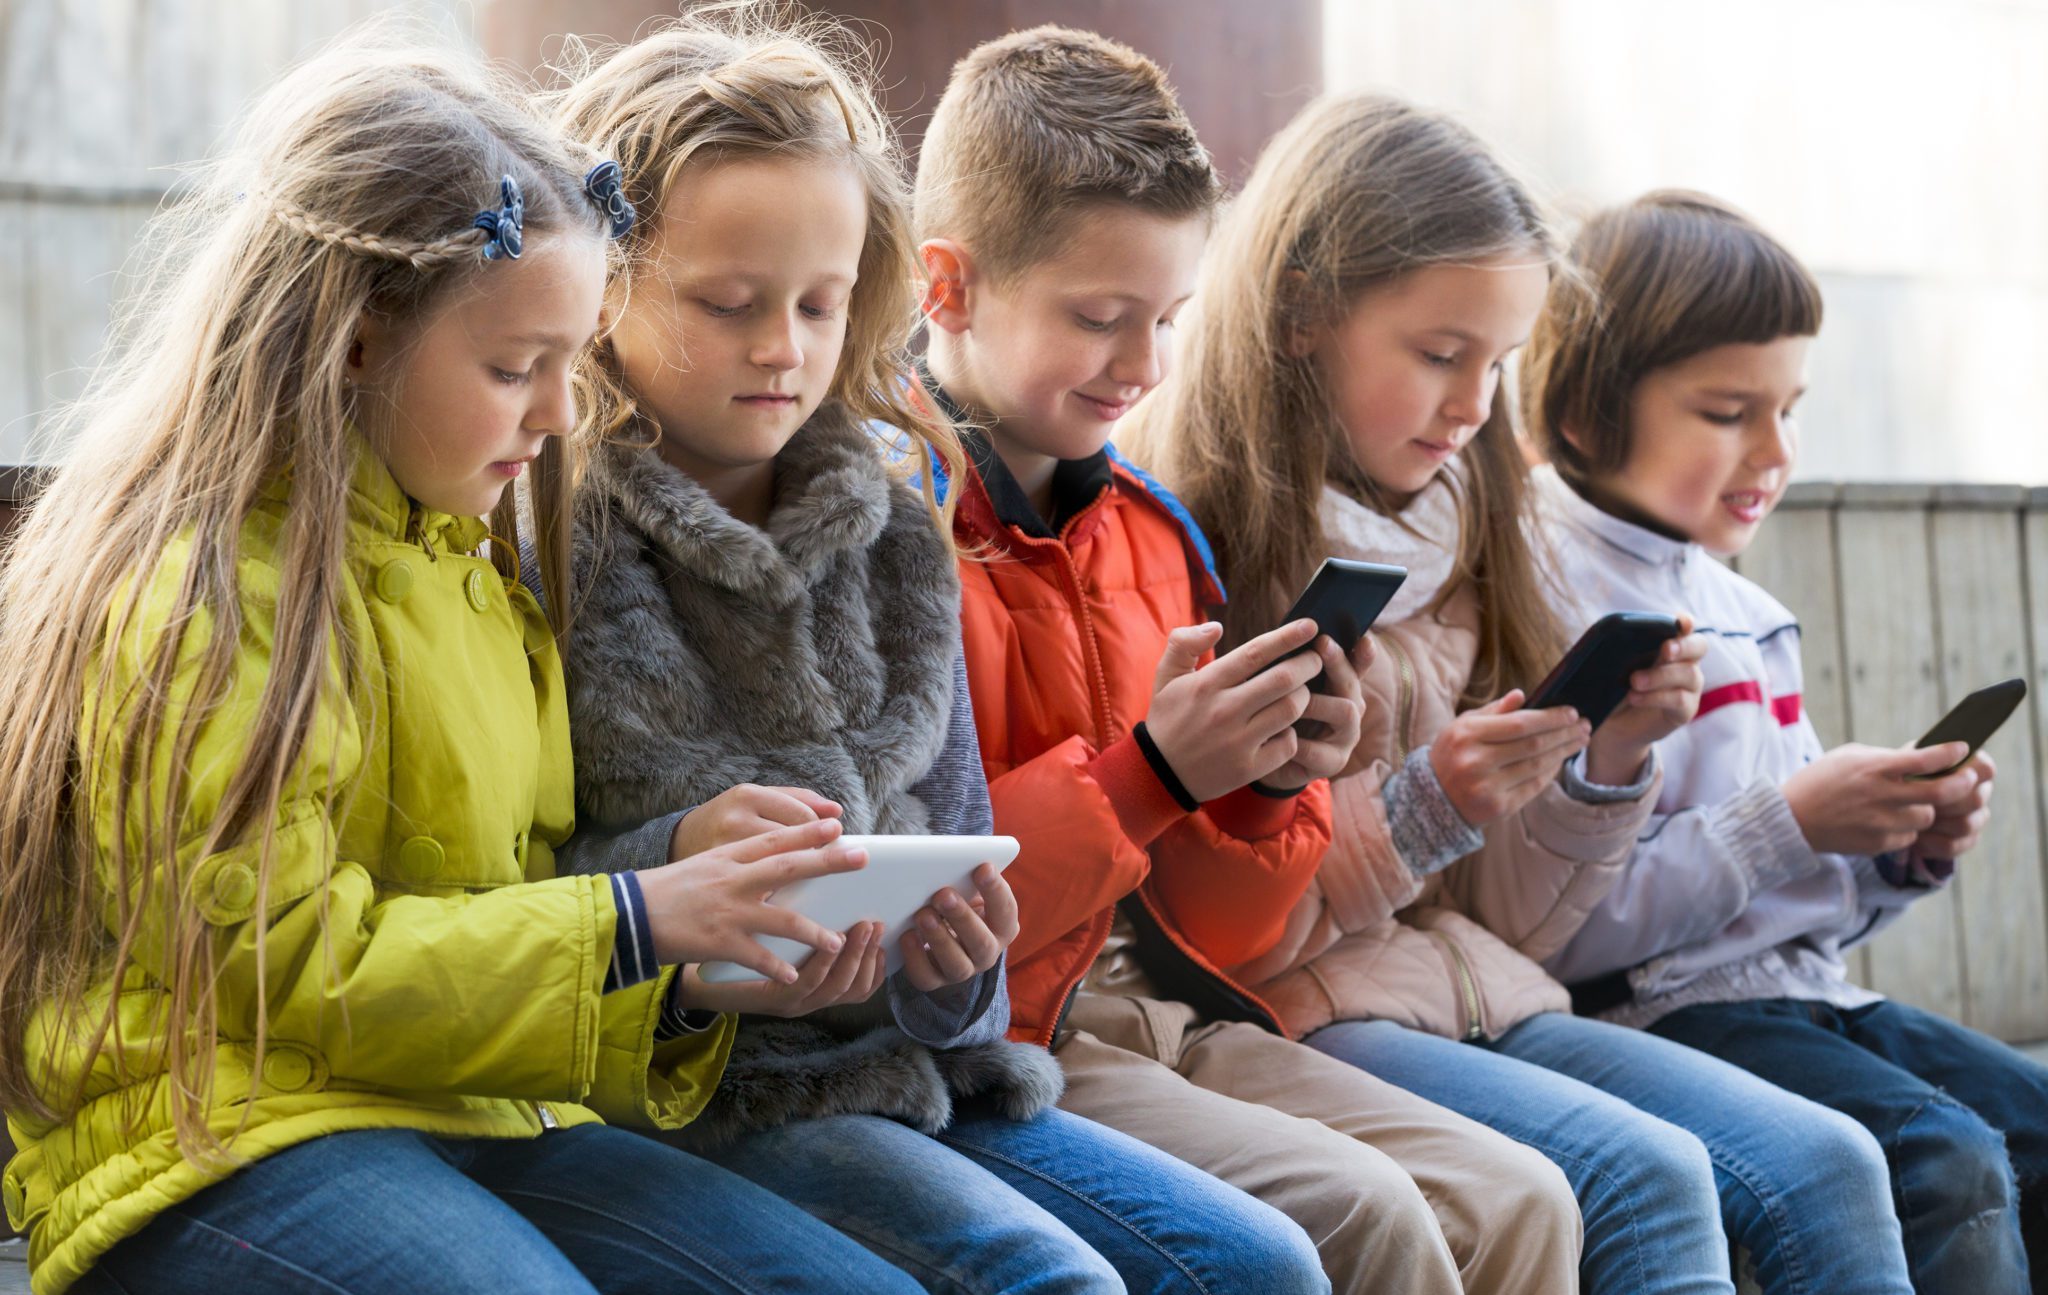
[0,1,433,463]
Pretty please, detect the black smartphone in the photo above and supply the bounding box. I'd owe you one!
[1911,678,2028,778]
[1274,558,1408,692]
[1526,612,1684,730]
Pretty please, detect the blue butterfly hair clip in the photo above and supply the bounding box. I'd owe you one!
[583,160,636,239]
[474,175,525,261]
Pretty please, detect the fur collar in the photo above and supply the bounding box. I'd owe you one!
[584,402,899,606]
[566,399,961,835]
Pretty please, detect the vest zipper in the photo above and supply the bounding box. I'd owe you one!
[1382,633,1420,763]
[535,1102,558,1130]
[1426,928,1487,1041]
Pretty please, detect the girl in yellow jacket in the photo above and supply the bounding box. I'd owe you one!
[0,28,929,1295]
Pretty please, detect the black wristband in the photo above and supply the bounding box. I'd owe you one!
[1132,721,1200,813]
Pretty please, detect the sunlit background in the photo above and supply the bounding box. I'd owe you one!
[2,0,2044,482]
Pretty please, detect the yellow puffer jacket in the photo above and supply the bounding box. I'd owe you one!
[3,449,734,1294]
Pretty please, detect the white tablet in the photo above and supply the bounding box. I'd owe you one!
[697,834,1021,984]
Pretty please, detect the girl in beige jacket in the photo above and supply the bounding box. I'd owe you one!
[1127,93,1902,1295]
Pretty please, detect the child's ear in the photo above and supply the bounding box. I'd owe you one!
[1279,269,1321,359]
[1557,420,1591,457]
[351,309,395,381]
[920,239,974,335]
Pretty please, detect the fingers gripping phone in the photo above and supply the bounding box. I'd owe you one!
[1275,558,1409,692]
[1527,612,1684,730]
[1912,678,2028,779]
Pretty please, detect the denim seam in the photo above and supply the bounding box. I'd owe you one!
[1486,1134,1654,1294]
[1697,1139,1814,1294]
[494,1187,774,1295]
[152,1208,358,1295]
[937,1131,1217,1295]
[761,1200,988,1295]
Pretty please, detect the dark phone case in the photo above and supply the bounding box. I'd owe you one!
[1281,558,1408,691]
[1913,677,2028,777]
[1527,612,1683,730]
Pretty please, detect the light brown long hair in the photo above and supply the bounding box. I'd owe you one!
[1123,94,1567,705]
[0,25,610,1159]
[546,4,963,546]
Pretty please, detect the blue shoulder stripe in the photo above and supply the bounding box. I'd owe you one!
[1105,443,1225,600]
[869,417,952,505]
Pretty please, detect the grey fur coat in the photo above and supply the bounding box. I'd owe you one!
[563,401,1059,1139]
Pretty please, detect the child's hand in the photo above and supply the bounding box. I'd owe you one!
[674,921,887,1017]
[1910,751,1995,863]
[1430,690,1591,827]
[1263,635,1369,791]
[671,784,843,861]
[1584,617,1707,786]
[1782,742,1980,856]
[639,818,868,979]
[899,862,1019,992]
[1145,619,1324,803]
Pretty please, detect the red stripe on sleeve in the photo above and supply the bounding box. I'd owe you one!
[1695,680,1764,720]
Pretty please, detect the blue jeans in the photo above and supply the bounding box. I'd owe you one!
[1495,1009,1912,1295]
[1311,1011,1914,1295]
[698,1099,1327,1295]
[1309,1017,1732,1295]
[74,1124,926,1294]
[1652,997,2048,1295]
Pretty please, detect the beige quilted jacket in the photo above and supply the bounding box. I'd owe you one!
[1236,576,1659,1042]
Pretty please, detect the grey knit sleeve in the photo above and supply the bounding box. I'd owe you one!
[1558,749,1659,805]
[554,809,691,878]
[1382,744,1486,878]
[885,646,1010,1046]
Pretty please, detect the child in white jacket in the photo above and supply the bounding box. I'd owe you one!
[1526,188,2046,1295]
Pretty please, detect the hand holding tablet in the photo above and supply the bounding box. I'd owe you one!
[698,835,1022,985]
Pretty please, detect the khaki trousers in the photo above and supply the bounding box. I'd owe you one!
[1055,992,1581,1294]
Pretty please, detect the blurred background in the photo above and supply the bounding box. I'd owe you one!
[3,0,2045,481]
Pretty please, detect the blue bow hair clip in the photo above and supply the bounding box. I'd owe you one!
[474,175,525,261]
[583,161,636,239]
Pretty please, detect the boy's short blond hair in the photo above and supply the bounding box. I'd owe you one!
[914,25,1220,281]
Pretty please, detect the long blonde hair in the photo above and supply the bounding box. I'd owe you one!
[0,26,611,1157]
[1123,94,1566,704]
[547,4,963,543]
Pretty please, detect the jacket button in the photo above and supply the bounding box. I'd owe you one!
[398,835,444,883]
[375,559,415,604]
[212,862,257,911]
[261,1047,313,1093]
[465,568,491,613]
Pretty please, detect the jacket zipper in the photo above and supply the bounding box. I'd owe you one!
[1046,907,1118,1043]
[535,1102,558,1130]
[1049,539,1117,749]
[1426,928,1487,1041]
[1382,633,1420,763]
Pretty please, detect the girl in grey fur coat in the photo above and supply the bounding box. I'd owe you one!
[541,16,1330,1295]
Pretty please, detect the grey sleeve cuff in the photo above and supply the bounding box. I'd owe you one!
[1559,749,1659,804]
[888,954,1010,1048]
[554,808,691,877]
[1383,745,1486,879]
